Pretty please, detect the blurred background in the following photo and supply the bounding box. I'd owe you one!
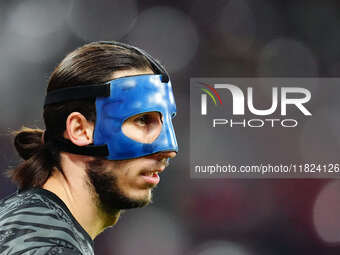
[1,0,340,254]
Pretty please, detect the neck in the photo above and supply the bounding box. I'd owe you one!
[42,153,120,239]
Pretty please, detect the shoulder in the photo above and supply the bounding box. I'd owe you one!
[0,189,75,236]
[0,189,93,255]
[12,246,83,255]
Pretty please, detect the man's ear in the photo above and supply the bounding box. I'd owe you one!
[65,112,94,146]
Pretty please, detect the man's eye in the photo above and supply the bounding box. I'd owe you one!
[135,115,149,125]
[133,112,162,127]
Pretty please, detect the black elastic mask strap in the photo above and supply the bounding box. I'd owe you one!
[44,83,110,106]
[49,137,109,157]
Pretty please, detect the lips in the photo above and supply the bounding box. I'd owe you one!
[141,171,160,185]
[139,167,164,185]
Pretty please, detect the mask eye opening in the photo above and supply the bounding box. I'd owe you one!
[121,111,163,144]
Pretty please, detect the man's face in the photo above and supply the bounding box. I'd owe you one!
[85,69,177,215]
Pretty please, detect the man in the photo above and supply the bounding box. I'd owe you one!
[0,41,178,254]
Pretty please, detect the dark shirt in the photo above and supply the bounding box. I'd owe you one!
[0,188,94,254]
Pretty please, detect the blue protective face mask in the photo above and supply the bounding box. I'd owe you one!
[94,74,178,160]
[44,74,178,160]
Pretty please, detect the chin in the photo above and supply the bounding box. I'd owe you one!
[127,188,153,205]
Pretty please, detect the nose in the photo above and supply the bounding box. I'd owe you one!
[162,150,177,159]
[150,150,177,160]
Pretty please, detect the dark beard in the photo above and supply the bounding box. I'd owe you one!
[86,159,151,215]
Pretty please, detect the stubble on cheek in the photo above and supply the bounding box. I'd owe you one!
[85,158,153,214]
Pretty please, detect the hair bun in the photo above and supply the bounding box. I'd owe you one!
[14,128,44,160]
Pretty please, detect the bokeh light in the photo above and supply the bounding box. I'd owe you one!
[313,180,340,244]
[3,0,71,63]
[67,0,138,41]
[192,240,253,255]
[112,207,187,255]
[7,0,70,38]
[126,6,199,72]
[257,38,318,77]
[216,0,256,54]
[299,107,340,162]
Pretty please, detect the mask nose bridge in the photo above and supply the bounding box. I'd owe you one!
[153,110,177,150]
